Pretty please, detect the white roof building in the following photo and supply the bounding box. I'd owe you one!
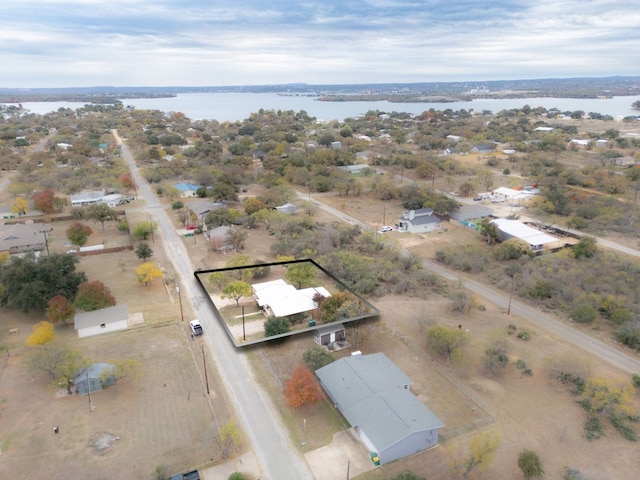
[252,279,330,318]
[491,219,558,250]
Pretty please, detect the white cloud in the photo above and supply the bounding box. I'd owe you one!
[0,0,637,87]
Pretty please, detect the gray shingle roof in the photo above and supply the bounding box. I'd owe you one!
[316,353,444,451]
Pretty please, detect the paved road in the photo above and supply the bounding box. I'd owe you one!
[303,192,640,375]
[114,131,313,480]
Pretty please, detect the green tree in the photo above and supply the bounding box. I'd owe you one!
[264,316,290,337]
[221,280,252,307]
[303,345,334,371]
[86,203,117,232]
[285,261,316,289]
[27,345,91,394]
[66,221,93,246]
[494,238,531,260]
[226,227,248,252]
[572,236,598,259]
[219,419,242,459]
[135,242,154,260]
[479,217,500,245]
[0,253,86,313]
[228,472,247,480]
[116,218,129,234]
[426,325,470,365]
[132,221,155,240]
[518,449,544,479]
[74,281,116,311]
[209,271,230,290]
[47,295,75,326]
[225,255,255,281]
[204,207,241,229]
[109,359,141,399]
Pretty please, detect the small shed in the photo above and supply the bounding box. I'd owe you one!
[314,323,346,347]
[74,304,129,338]
[74,363,116,395]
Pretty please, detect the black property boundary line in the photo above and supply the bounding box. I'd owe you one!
[193,258,379,348]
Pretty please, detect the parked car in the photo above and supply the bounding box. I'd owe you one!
[448,191,460,196]
[473,196,482,201]
[379,226,393,233]
[190,319,203,336]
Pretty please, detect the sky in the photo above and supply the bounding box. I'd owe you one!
[1,0,639,88]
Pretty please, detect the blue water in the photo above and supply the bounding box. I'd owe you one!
[13,92,640,122]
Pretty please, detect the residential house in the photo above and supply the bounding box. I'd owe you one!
[471,144,494,154]
[252,279,330,319]
[316,352,445,466]
[0,222,52,254]
[174,182,202,198]
[398,208,441,234]
[74,304,129,338]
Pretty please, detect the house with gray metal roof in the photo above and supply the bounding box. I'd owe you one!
[316,352,444,466]
[398,208,442,234]
[74,304,129,338]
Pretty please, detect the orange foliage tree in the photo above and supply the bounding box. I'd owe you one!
[284,364,322,408]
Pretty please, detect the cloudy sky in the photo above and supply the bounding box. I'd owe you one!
[1,0,638,88]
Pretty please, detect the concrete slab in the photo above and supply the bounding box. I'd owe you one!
[304,428,376,480]
[200,450,261,480]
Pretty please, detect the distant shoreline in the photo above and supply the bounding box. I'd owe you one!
[1,76,639,104]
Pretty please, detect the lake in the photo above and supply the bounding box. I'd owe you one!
[13,92,640,123]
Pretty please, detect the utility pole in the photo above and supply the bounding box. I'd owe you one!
[176,286,184,322]
[36,227,52,255]
[202,344,209,395]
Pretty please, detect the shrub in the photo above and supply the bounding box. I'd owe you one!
[264,316,290,337]
[632,373,640,388]
[584,415,603,441]
[571,304,597,324]
[171,201,184,210]
[614,321,640,350]
[609,414,638,442]
[228,472,247,480]
[517,329,531,341]
[303,345,334,371]
[563,467,587,480]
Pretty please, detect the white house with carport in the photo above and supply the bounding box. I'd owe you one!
[252,279,330,318]
[316,352,445,466]
[398,208,442,234]
[74,304,129,338]
[491,218,559,251]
